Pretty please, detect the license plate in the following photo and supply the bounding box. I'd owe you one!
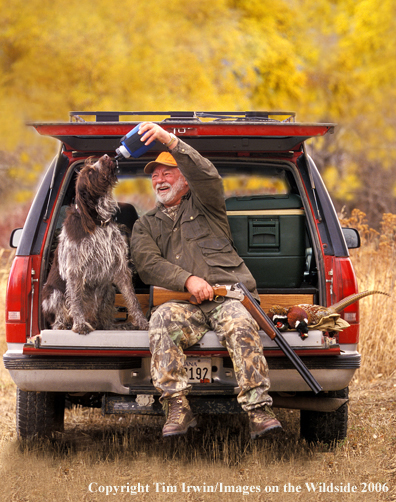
[185,357,211,383]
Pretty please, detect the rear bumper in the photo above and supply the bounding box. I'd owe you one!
[4,328,360,396]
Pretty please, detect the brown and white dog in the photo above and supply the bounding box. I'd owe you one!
[42,155,148,334]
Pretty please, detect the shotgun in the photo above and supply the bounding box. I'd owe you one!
[236,282,322,394]
[152,283,323,394]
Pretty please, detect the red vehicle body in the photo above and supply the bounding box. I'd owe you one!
[4,111,361,442]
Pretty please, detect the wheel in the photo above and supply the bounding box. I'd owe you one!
[300,387,349,444]
[16,388,65,439]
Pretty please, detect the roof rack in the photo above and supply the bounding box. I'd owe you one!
[69,111,296,123]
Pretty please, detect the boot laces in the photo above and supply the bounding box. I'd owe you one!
[167,398,184,423]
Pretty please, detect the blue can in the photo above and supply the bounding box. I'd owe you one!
[115,123,156,159]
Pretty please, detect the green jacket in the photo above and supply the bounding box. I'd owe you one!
[131,139,257,295]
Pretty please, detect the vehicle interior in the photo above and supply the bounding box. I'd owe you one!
[40,155,319,330]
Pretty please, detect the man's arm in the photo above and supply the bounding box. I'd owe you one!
[131,220,213,302]
[139,122,179,151]
[139,122,230,234]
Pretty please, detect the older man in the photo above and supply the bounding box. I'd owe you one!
[131,122,282,439]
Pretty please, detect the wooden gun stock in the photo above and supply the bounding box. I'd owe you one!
[152,287,192,307]
[152,285,231,307]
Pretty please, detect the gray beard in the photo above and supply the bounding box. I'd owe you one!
[155,176,186,205]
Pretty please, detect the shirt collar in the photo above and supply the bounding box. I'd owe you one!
[157,191,191,220]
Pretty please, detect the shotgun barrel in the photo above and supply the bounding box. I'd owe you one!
[237,282,323,394]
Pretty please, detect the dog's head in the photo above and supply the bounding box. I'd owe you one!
[75,155,118,233]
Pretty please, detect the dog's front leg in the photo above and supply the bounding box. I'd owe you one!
[52,299,73,331]
[67,274,95,335]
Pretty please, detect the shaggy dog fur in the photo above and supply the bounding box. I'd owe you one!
[42,154,148,334]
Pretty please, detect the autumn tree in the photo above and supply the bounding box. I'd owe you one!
[294,0,396,226]
[0,0,395,228]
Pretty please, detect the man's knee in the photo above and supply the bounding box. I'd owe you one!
[150,302,191,330]
[149,301,208,349]
[149,303,173,329]
[216,300,259,334]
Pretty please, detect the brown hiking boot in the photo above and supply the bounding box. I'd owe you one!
[162,395,197,437]
[248,405,282,439]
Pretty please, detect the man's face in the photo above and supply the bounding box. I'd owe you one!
[151,165,189,207]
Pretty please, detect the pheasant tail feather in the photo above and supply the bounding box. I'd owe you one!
[330,290,390,313]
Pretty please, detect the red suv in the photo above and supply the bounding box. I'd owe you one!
[4,111,361,443]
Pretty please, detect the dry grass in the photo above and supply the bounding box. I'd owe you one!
[1,224,396,501]
[341,209,396,381]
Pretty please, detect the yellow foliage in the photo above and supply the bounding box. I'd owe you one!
[323,165,361,202]
[1,0,396,217]
[339,208,379,244]
[115,179,153,199]
[222,175,288,197]
[15,190,34,203]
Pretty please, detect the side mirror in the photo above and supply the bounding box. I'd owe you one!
[342,227,360,249]
[10,228,23,249]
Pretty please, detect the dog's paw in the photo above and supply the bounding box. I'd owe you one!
[52,322,71,330]
[72,322,95,335]
[115,321,136,331]
[129,315,149,330]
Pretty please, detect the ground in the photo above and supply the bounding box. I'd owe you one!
[1,366,395,501]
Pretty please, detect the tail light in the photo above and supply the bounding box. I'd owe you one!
[6,256,33,343]
[333,257,359,344]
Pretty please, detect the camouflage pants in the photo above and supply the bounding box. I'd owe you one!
[149,299,272,411]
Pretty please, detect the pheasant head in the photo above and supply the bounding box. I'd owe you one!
[286,306,309,339]
[267,305,289,331]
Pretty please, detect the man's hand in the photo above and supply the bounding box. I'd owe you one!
[138,122,178,150]
[185,276,214,304]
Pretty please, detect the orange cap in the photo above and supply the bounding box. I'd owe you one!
[144,152,178,174]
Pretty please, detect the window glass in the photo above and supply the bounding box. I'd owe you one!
[115,165,290,216]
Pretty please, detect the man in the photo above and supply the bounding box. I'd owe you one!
[131,122,282,439]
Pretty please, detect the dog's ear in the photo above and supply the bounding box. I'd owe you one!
[75,171,97,234]
[75,190,96,234]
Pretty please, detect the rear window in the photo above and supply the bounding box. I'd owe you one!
[115,162,291,216]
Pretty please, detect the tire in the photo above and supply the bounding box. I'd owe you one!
[300,387,349,444]
[16,388,65,439]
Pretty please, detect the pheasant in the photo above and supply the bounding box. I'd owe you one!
[273,290,389,340]
[267,305,289,331]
